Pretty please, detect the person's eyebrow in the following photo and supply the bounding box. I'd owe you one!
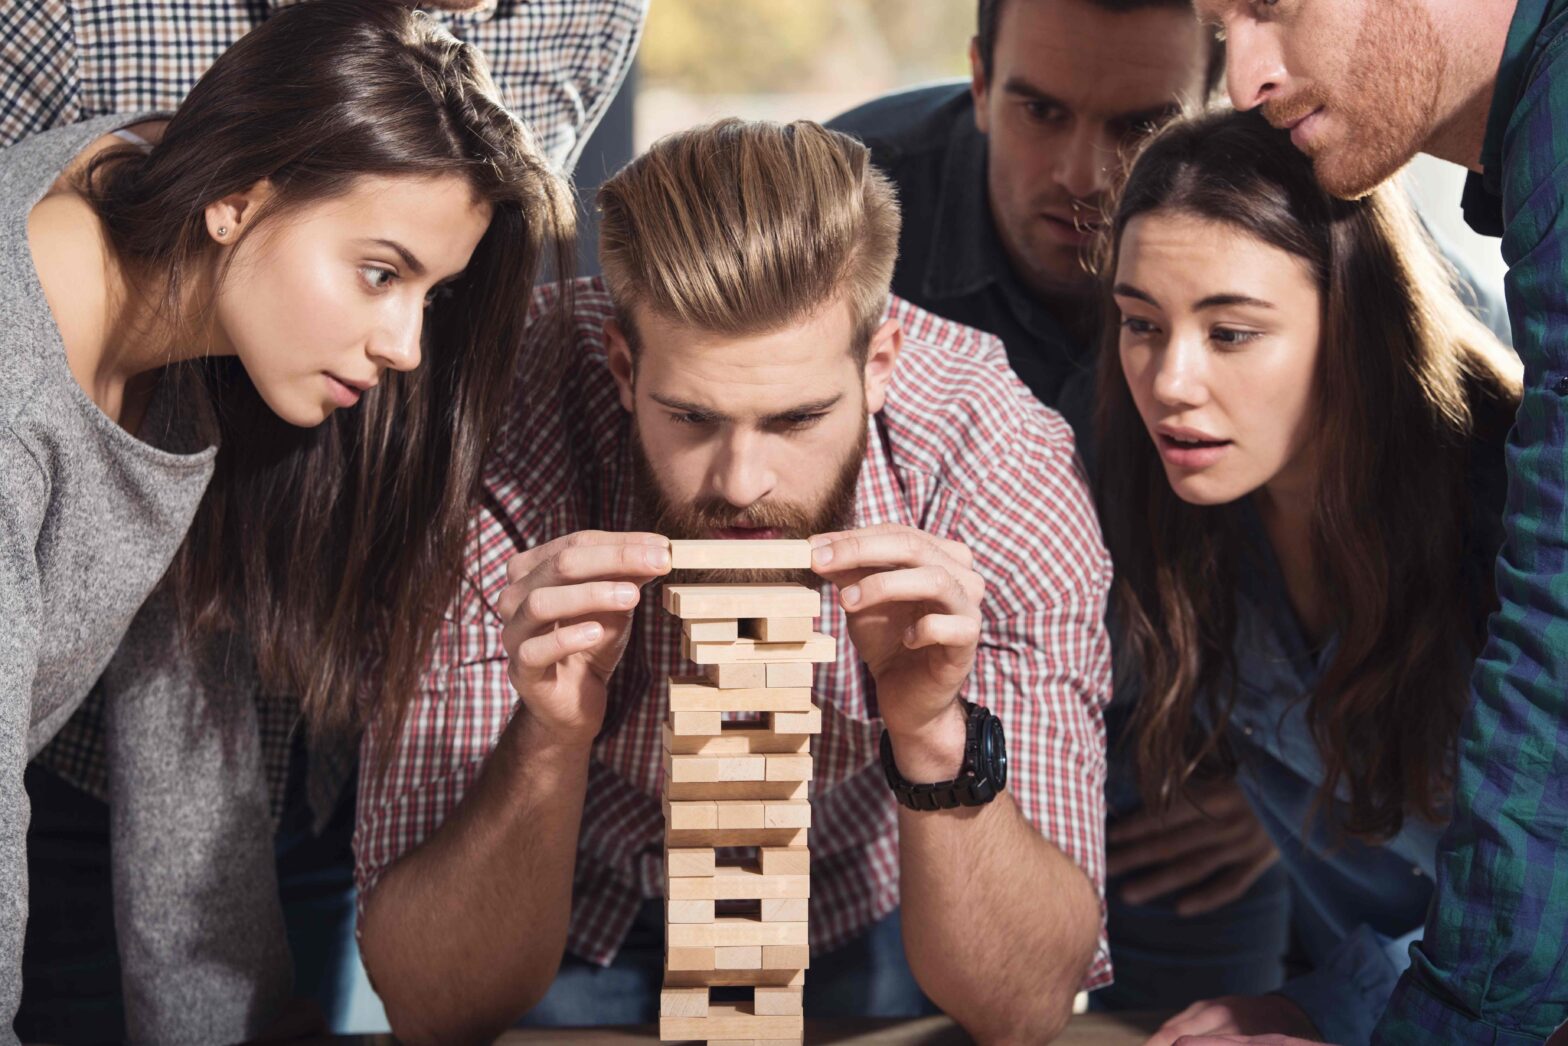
[1001,76,1066,109]
[361,237,427,277]
[651,393,728,421]
[763,394,843,423]
[1194,293,1275,310]
[1113,283,1161,307]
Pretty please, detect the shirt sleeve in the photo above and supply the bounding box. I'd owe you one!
[0,449,44,1045]
[445,0,648,176]
[1374,59,1568,1046]
[951,400,1115,991]
[352,567,517,925]
[1278,924,1421,1046]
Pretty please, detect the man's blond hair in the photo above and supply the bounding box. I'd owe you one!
[597,118,902,363]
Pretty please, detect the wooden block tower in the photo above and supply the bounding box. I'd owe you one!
[658,540,829,1046]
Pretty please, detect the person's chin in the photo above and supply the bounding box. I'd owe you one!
[1312,137,1407,202]
[1165,471,1242,508]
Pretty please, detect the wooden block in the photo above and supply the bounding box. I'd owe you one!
[668,677,814,712]
[669,709,723,736]
[664,968,805,989]
[763,945,810,970]
[685,633,835,665]
[744,617,813,642]
[760,898,810,922]
[760,848,810,876]
[666,779,808,801]
[714,946,763,970]
[667,848,717,877]
[683,618,739,641]
[705,661,768,689]
[765,662,814,688]
[668,868,811,901]
[667,898,717,923]
[765,754,813,781]
[762,801,811,829]
[769,708,822,735]
[666,800,718,830]
[668,945,716,971]
[715,800,765,830]
[663,724,811,756]
[661,986,709,1018]
[669,539,812,570]
[754,986,804,1016]
[664,583,821,620]
[666,827,809,848]
[668,917,809,948]
[665,753,767,783]
[658,1001,803,1039]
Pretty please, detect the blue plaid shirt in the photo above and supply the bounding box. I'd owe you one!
[1376,1,1568,1042]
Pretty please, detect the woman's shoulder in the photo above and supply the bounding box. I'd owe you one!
[26,191,113,390]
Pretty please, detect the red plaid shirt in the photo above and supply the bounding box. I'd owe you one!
[354,278,1115,989]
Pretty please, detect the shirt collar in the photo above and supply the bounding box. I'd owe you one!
[1464,0,1560,233]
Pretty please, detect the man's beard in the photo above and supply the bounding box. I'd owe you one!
[1270,0,1445,200]
[630,412,867,588]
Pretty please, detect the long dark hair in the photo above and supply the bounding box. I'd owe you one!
[1096,109,1520,839]
[79,0,576,740]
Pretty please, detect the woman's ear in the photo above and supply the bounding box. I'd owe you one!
[204,178,274,245]
[862,317,903,415]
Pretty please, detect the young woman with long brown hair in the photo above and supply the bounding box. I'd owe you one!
[1091,109,1519,1046]
[0,0,573,1040]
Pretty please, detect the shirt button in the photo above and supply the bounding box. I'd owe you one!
[1243,726,1254,737]
[1555,376,1568,396]
[1413,866,1425,876]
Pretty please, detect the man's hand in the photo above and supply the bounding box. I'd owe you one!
[1107,779,1280,916]
[810,523,984,781]
[1143,995,1320,1046]
[496,531,670,748]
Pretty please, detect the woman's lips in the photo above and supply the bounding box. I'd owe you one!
[1156,433,1232,470]
[324,373,362,408]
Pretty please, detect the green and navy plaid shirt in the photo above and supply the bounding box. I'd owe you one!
[1376,1,1568,1042]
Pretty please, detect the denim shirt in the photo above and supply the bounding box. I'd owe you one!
[1222,502,1445,1046]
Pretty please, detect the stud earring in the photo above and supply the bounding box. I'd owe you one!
[217,226,229,238]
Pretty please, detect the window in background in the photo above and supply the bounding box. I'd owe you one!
[635,0,973,150]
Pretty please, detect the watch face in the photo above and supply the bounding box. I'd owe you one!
[983,715,1008,788]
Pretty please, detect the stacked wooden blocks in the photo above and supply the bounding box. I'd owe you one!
[660,540,829,1046]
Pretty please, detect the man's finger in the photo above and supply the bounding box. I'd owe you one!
[1176,847,1280,917]
[841,565,976,618]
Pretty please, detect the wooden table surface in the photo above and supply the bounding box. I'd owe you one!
[312,1011,1164,1045]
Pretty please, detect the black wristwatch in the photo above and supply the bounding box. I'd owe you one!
[880,699,1008,811]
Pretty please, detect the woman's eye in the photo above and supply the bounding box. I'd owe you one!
[1212,327,1263,347]
[1121,316,1159,336]
[671,412,712,426]
[361,266,396,291]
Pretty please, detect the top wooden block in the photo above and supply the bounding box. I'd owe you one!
[668,539,813,571]
[663,583,821,620]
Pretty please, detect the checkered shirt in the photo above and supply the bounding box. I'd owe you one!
[10,0,646,826]
[1,0,647,172]
[354,278,1115,987]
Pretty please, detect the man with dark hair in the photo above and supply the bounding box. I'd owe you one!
[832,0,1223,406]
[829,0,1294,1015]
